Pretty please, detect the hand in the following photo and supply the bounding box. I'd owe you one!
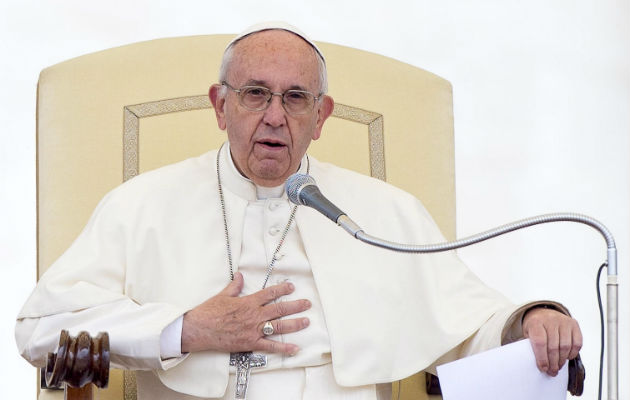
[522,307,582,376]
[181,272,311,355]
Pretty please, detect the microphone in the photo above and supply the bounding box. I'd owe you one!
[285,173,363,236]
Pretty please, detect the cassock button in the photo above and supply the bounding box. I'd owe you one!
[276,252,285,260]
[268,202,280,211]
[268,226,281,236]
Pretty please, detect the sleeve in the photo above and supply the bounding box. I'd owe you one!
[15,188,188,371]
[16,300,188,370]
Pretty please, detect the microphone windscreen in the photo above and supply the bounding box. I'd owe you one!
[286,173,316,205]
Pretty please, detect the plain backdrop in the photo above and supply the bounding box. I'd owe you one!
[1,1,628,399]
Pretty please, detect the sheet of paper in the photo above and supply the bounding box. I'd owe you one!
[436,339,568,400]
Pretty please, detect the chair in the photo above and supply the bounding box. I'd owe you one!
[36,34,454,400]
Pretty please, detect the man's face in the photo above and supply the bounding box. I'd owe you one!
[210,30,334,187]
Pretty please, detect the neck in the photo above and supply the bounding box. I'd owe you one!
[226,147,301,190]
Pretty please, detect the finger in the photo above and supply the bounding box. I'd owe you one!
[260,318,310,336]
[251,281,295,305]
[568,321,583,360]
[546,325,560,376]
[263,299,312,321]
[256,338,300,356]
[218,272,244,297]
[526,324,550,373]
[557,324,572,370]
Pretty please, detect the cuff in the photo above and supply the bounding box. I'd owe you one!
[160,315,184,359]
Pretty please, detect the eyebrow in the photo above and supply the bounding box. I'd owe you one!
[244,79,309,92]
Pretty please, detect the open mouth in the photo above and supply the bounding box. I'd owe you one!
[258,140,286,149]
[262,141,284,147]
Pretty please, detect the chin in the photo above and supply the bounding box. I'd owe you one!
[251,163,291,182]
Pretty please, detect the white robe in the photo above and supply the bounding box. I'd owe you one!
[16,145,554,398]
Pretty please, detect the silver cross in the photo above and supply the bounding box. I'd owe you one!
[229,351,267,399]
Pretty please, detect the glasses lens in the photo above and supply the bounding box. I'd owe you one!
[283,91,314,115]
[240,86,271,110]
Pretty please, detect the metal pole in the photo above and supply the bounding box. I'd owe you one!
[607,246,618,400]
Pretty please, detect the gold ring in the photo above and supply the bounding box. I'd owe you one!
[262,321,274,336]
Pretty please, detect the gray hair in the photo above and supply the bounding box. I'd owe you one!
[218,32,328,97]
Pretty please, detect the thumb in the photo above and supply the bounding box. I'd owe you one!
[220,272,244,297]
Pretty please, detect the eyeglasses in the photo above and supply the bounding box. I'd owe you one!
[221,81,322,116]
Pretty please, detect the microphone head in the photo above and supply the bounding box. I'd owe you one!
[286,173,316,205]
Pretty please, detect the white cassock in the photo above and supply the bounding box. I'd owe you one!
[16,143,562,399]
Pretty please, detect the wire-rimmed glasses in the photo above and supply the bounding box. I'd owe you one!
[222,81,322,116]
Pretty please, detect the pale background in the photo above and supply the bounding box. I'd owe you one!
[1,1,628,399]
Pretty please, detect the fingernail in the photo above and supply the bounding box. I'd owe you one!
[288,282,295,291]
[289,346,299,356]
[302,318,310,328]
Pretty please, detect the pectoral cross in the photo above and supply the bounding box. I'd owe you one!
[229,351,267,399]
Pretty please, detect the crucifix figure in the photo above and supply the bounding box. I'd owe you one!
[229,351,267,399]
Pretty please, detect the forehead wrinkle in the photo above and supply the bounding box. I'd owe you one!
[228,31,320,91]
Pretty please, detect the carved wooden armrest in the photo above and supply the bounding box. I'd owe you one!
[45,330,110,400]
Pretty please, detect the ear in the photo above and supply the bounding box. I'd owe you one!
[311,95,334,141]
[209,84,227,130]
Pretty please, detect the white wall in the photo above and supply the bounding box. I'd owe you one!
[1,1,627,399]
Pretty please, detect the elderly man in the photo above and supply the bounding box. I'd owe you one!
[17,23,581,399]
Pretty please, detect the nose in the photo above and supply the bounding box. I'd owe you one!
[262,93,287,127]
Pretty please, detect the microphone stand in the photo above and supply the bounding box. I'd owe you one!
[337,212,618,400]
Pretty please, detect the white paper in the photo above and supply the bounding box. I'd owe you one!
[436,339,568,400]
